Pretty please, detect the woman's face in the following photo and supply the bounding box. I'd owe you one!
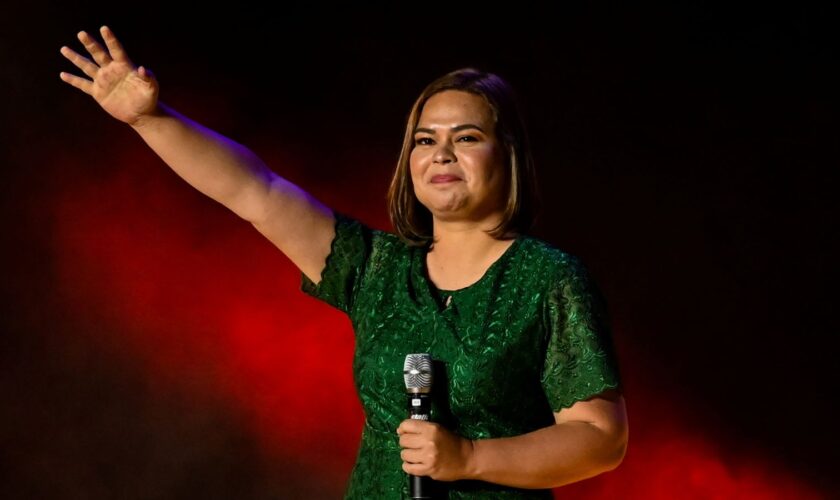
[409,90,507,224]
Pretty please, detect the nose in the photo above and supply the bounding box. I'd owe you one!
[433,142,455,164]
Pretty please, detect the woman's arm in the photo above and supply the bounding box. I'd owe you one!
[467,389,628,488]
[131,104,336,283]
[60,26,336,284]
[398,389,628,489]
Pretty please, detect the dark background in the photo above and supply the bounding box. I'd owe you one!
[2,3,837,498]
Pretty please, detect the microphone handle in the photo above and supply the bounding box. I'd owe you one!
[407,392,436,499]
[410,475,434,500]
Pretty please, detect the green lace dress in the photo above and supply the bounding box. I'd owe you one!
[300,210,622,499]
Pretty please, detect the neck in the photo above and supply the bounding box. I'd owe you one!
[427,218,517,265]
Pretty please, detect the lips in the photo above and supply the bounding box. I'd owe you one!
[431,175,461,183]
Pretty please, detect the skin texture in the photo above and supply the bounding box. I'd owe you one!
[398,91,629,489]
[397,389,628,488]
[410,90,517,292]
[409,90,508,227]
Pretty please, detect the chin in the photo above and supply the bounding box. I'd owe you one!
[426,199,465,212]
[421,194,468,212]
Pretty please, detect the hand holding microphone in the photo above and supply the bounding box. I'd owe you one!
[402,353,435,499]
[399,354,475,497]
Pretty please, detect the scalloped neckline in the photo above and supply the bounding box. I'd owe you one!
[424,236,524,294]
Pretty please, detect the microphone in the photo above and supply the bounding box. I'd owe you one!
[404,353,435,499]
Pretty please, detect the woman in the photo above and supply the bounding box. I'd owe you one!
[60,26,628,498]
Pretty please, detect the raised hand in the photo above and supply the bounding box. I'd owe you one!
[59,26,159,127]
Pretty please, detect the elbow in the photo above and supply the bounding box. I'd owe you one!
[577,419,628,480]
[600,422,629,472]
[596,397,629,473]
[546,429,628,489]
[603,435,628,471]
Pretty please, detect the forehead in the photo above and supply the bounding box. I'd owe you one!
[418,90,495,129]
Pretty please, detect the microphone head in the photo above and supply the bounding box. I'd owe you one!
[404,353,433,393]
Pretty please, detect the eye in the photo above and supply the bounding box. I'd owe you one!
[457,135,478,142]
[414,137,434,146]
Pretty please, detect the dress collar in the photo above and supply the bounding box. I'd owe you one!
[409,236,524,313]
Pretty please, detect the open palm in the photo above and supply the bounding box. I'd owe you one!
[59,26,158,126]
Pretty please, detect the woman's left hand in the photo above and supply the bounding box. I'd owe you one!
[397,419,475,481]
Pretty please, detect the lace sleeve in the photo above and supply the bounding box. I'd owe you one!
[299,209,372,315]
[540,256,622,412]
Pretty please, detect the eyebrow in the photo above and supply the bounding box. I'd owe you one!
[413,124,486,135]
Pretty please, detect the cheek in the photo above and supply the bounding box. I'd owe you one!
[410,147,429,167]
[408,159,421,181]
[409,149,432,178]
[473,148,505,181]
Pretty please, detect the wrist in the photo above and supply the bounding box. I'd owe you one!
[462,437,482,481]
[130,103,166,130]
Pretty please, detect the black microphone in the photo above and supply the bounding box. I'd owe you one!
[404,353,435,499]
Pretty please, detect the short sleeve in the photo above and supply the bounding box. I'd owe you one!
[541,257,622,412]
[300,209,372,315]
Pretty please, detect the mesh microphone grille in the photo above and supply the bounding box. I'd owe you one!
[403,353,433,390]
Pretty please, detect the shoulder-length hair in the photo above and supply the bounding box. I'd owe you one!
[386,68,542,248]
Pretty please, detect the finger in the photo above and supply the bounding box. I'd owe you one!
[399,419,429,434]
[399,434,423,448]
[59,45,99,79]
[100,25,133,65]
[402,462,426,476]
[77,30,112,67]
[138,66,155,81]
[58,70,93,96]
[400,448,424,463]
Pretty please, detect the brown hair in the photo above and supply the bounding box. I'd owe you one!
[386,68,541,247]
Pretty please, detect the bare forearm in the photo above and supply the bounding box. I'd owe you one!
[466,422,625,490]
[130,102,272,222]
